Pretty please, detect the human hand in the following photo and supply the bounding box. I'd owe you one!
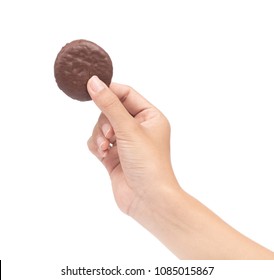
[86,76,274,260]
[87,76,179,215]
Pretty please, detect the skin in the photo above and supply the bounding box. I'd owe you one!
[87,75,274,260]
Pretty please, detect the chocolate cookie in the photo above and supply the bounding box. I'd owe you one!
[54,39,113,101]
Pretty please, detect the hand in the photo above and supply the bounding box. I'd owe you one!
[86,76,274,259]
[87,76,179,215]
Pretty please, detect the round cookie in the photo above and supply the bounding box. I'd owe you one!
[54,39,113,101]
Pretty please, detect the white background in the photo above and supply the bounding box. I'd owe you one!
[0,0,274,279]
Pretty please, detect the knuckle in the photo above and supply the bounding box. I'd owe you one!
[87,137,97,154]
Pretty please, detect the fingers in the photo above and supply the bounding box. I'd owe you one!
[97,113,115,142]
[110,82,154,117]
[87,76,156,163]
[87,113,116,159]
[87,76,134,132]
[87,76,155,132]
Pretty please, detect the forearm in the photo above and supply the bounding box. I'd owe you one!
[130,184,274,260]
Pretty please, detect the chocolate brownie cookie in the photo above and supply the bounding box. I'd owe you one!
[54,39,113,101]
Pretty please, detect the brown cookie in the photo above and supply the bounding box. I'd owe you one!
[54,39,113,101]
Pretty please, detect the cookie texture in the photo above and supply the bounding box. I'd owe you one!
[54,39,113,101]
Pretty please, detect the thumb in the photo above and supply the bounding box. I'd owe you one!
[87,76,133,131]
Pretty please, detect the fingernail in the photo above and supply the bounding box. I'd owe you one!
[88,76,105,94]
[102,123,111,138]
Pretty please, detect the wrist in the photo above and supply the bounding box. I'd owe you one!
[128,179,187,237]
